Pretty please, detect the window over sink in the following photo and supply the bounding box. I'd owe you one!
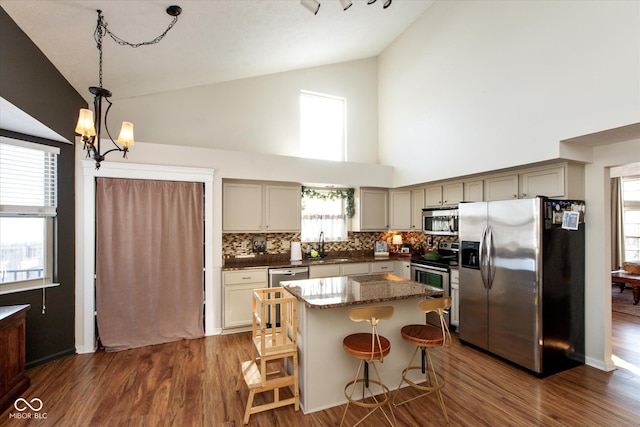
[301,188,347,243]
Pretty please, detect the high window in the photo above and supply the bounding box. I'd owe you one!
[622,177,640,262]
[301,189,348,243]
[300,91,346,161]
[0,138,58,292]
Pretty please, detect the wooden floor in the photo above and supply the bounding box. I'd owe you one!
[2,312,639,426]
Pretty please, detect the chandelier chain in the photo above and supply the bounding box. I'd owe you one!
[93,10,179,88]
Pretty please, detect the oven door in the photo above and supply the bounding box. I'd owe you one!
[411,263,450,327]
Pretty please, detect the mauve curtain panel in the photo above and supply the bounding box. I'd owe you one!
[96,178,204,351]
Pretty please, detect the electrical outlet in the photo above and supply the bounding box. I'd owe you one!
[266,241,274,250]
[241,241,248,250]
[355,238,360,245]
[282,240,290,249]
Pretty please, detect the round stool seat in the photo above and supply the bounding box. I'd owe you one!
[400,324,444,347]
[343,332,391,360]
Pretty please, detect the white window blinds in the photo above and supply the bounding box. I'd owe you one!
[0,137,58,216]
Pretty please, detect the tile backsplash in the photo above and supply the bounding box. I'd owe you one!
[222,231,456,259]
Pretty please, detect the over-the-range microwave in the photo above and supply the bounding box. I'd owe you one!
[422,207,459,235]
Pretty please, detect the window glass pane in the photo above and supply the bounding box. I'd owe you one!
[300,92,345,162]
[0,217,48,283]
[622,178,640,202]
[301,191,347,242]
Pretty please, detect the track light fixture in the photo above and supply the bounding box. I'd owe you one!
[75,6,182,169]
[301,0,390,14]
[339,0,353,11]
[301,0,321,15]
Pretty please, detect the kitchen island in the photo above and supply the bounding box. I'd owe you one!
[282,274,443,414]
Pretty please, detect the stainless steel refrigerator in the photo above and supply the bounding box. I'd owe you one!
[459,197,585,376]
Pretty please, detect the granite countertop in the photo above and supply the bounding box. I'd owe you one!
[281,273,443,309]
[222,253,416,271]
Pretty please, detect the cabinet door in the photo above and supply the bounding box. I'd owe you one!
[411,188,425,231]
[425,185,443,207]
[442,182,463,206]
[464,180,484,202]
[341,263,370,276]
[519,166,565,199]
[484,174,518,201]
[395,261,411,279]
[450,269,459,328]
[309,264,341,279]
[451,284,460,328]
[360,189,388,231]
[222,182,263,232]
[389,190,411,231]
[224,283,256,328]
[265,184,301,232]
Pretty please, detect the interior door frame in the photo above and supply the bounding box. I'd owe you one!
[76,160,214,353]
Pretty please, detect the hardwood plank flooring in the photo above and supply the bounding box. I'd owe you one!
[2,312,639,426]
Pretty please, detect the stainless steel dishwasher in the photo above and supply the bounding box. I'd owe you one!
[268,267,309,326]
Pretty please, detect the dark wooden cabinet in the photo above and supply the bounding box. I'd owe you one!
[0,305,30,413]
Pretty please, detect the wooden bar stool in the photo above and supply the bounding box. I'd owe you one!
[341,305,397,427]
[393,297,451,423]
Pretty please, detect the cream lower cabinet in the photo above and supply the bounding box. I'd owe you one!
[223,269,268,329]
[395,261,411,279]
[308,264,341,279]
[450,269,459,330]
[371,261,395,274]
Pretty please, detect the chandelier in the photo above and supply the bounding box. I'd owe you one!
[75,6,182,169]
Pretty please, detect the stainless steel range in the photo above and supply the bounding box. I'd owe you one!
[410,241,459,327]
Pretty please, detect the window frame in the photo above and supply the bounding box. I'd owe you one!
[0,136,60,295]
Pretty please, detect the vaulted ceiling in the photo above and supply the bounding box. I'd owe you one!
[1,0,434,104]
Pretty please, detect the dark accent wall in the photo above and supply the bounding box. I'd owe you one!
[0,8,86,142]
[0,7,86,367]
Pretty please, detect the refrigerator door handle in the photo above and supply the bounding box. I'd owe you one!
[479,226,488,289]
[486,226,494,290]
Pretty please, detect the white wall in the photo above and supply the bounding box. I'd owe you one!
[109,58,379,164]
[379,1,640,187]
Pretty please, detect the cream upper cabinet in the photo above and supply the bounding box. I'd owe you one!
[442,182,463,206]
[223,181,301,232]
[519,166,565,199]
[358,188,388,231]
[425,185,443,207]
[222,182,263,232]
[426,183,462,207]
[264,185,301,232]
[463,180,484,202]
[484,174,519,201]
[411,188,425,231]
[389,190,411,231]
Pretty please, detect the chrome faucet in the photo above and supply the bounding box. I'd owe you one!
[319,231,325,258]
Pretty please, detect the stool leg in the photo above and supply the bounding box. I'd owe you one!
[341,360,364,427]
[426,350,449,423]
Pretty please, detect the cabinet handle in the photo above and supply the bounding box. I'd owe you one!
[522,193,527,197]
[513,194,518,198]
[242,277,251,280]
